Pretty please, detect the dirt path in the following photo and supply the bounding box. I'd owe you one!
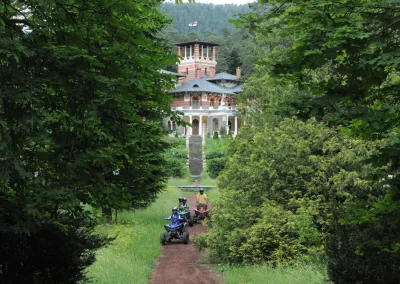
[149,194,223,284]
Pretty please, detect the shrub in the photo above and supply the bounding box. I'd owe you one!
[213,131,219,140]
[326,222,400,284]
[207,157,227,179]
[200,200,323,264]
[206,151,225,160]
[165,137,187,178]
[202,118,389,264]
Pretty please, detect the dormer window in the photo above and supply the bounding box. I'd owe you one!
[193,84,199,88]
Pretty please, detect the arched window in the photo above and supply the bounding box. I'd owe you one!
[172,121,176,131]
[209,96,216,106]
[167,121,172,131]
[192,96,200,106]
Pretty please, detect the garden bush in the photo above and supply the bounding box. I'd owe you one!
[206,151,225,160]
[326,222,400,284]
[165,137,187,178]
[213,131,219,140]
[200,117,389,264]
[207,157,227,179]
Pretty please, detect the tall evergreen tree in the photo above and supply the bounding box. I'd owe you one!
[0,0,179,281]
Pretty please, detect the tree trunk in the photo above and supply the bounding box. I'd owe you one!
[102,207,112,224]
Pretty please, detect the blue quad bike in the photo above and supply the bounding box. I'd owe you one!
[160,219,189,245]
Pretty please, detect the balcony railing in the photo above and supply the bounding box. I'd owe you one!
[171,106,237,111]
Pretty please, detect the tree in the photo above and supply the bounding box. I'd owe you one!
[238,0,400,254]
[0,0,179,281]
[227,48,242,74]
[200,117,389,264]
[226,0,400,281]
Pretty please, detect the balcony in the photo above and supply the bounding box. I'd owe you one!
[171,106,237,112]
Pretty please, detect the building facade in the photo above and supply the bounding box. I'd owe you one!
[165,41,242,137]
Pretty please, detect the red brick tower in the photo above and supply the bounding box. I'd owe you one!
[176,41,219,84]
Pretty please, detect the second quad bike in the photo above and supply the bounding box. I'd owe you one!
[178,206,194,226]
[193,204,210,223]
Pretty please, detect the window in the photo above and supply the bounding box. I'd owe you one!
[192,96,200,106]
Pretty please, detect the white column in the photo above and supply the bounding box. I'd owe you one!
[234,116,238,136]
[199,115,203,136]
[184,46,187,58]
[189,115,193,136]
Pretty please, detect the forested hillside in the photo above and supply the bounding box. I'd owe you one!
[159,3,250,36]
[159,3,256,76]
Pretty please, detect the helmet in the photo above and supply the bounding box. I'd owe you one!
[172,207,178,213]
[199,188,204,193]
[182,197,187,202]
[178,197,184,202]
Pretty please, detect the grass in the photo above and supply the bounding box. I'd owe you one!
[85,187,186,284]
[218,263,329,284]
[200,170,217,186]
[86,182,328,284]
[204,137,228,155]
[167,176,192,187]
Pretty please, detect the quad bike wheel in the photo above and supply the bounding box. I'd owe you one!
[183,232,189,244]
[188,216,194,227]
[160,232,167,245]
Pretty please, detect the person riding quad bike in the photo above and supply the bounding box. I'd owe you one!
[161,207,189,245]
[193,188,210,224]
[165,207,185,225]
[196,188,208,210]
[178,197,185,208]
[178,197,193,226]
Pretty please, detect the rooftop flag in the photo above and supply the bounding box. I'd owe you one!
[188,21,197,27]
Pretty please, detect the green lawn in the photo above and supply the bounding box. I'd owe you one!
[219,263,329,284]
[85,187,184,283]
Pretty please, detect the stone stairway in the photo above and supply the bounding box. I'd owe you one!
[188,136,203,179]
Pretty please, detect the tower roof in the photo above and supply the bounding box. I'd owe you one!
[169,78,235,95]
[160,69,186,77]
[206,72,238,81]
[174,41,221,47]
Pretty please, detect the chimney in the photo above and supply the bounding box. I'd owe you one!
[212,47,216,62]
[210,66,216,78]
[194,44,200,59]
[236,67,241,79]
